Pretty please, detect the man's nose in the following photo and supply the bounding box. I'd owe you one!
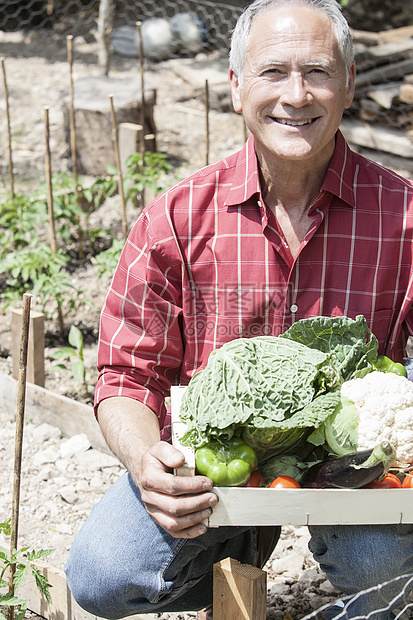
[279,72,313,107]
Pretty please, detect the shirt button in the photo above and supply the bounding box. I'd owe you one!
[290,304,298,313]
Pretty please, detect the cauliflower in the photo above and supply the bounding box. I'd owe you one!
[325,371,413,468]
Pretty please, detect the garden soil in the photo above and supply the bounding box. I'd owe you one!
[0,29,412,620]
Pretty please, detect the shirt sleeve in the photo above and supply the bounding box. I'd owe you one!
[94,204,184,431]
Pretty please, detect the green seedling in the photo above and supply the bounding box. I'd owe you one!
[93,238,124,280]
[1,242,83,332]
[51,325,91,399]
[123,152,174,207]
[0,519,54,620]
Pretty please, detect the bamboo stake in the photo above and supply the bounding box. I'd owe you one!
[44,107,64,333]
[67,36,78,188]
[136,21,146,158]
[109,94,128,240]
[44,107,57,256]
[205,79,210,166]
[66,35,84,259]
[1,57,15,198]
[8,293,32,620]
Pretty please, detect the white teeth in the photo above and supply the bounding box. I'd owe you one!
[276,118,313,126]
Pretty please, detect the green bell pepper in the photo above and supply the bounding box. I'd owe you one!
[372,355,407,377]
[195,437,258,486]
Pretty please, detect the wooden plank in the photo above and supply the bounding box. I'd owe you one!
[11,308,45,387]
[19,562,157,620]
[171,386,413,527]
[400,82,413,104]
[340,118,413,159]
[207,487,413,527]
[366,83,400,109]
[378,25,413,44]
[0,371,110,455]
[350,29,380,47]
[355,58,413,87]
[213,558,267,620]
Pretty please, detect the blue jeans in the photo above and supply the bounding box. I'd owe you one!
[65,472,413,619]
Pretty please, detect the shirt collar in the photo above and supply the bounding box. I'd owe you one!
[225,130,356,210]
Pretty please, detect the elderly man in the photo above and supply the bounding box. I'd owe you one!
[65,0,413,618]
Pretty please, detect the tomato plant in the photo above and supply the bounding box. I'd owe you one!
[244,471,265,487]
[402,474,413,488]
[364,473,402,489]
[269,476,301,489]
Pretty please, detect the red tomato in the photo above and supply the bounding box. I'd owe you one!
[364,473,402,489]
[402,474,413,488]
[244,471,266,487]
[269,476,301,489]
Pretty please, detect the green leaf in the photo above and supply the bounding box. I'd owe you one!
[31,568,53,602]
[280,314,378,382]
[0,593,25,606]
[68,325,83,354]
[15,603,27,620]
[0,519,11,535]
[13,565,28,592]
[180,335,340,457]
[71,360,85,384]
[51,347,76,359]
[27,548,54,561]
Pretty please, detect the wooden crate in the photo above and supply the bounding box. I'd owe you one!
[171,386,413,527]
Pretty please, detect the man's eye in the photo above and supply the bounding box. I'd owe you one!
[263,68,284,76]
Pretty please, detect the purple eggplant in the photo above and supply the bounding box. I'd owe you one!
[301,442,395,489]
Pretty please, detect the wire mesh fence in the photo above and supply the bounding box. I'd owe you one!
[303,572,413,620]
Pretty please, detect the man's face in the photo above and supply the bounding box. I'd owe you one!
[229,5,355,169]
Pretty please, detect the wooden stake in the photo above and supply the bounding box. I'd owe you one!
[213,557,267,620]
[109,94,128,240]
[44,107,57,256]
[205,79,210,166]
[1,57,15,198]
[8,293,32,620]
[44,107,64,333]
[136,21,146,157]
[66,35,84,259]
[66,36,78,188]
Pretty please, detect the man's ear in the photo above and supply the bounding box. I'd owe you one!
[229,69,242,113]
[344,61,356,110]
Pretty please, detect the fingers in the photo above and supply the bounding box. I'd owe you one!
[141,442,213,496]
[145,500,214,538]
[139,441,219,537]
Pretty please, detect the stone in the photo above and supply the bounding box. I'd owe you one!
[31,422,62,443]
[32,446,60,466]
[271,552,304,578]
[60,433,91,459]
[75,448,121,470]
[270,582,291,596]
[58,484,78,505]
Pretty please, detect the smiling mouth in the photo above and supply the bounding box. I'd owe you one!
[274,118,317,126]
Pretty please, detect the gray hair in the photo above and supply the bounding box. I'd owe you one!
[229,0,354,82]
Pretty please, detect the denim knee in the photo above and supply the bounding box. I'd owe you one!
[309,524,413,593]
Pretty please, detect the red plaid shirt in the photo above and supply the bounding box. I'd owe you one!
[96,131,413,438]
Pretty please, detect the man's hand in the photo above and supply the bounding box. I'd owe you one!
[139,441,218,538]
